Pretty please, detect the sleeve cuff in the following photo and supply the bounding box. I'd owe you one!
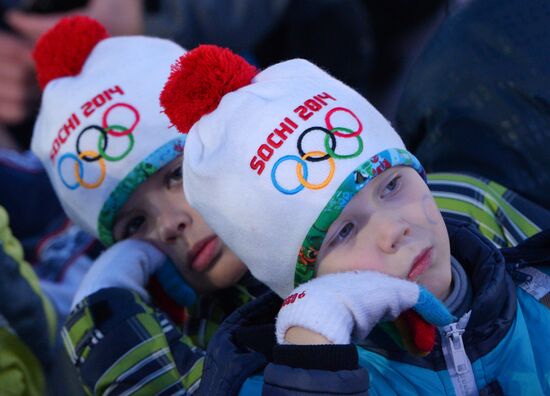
[273,343,358,371]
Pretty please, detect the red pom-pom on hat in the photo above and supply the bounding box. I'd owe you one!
[33,16,109,90]
[160,45,258,134]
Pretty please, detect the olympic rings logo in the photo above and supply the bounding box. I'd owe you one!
[57,103,140,190]
[271,107,363,195]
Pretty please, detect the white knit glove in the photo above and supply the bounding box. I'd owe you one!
[276,270,454,345]
[71,239,166,309]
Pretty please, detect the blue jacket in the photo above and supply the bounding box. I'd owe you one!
[199,217,550,395]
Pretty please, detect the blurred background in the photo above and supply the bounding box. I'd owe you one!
[0,0,461,151]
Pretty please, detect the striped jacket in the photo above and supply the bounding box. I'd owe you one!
[62,173,550,395]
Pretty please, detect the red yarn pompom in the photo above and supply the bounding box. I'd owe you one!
[33,16,108,90]
[160,45,258,134]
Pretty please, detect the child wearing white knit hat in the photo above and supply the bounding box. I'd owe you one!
[31,16,247,300]
[160,45,550,395]
[31,16,185,249]
[30,17,264,395]
[161,44,454,349]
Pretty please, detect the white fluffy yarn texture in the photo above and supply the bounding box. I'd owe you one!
[275,271,420,345]
[71,239,165,310]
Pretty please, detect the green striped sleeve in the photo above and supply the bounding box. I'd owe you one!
[428,173,547,247]
[63,288,206,395]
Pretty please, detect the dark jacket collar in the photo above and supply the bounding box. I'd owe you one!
[445,218,516,348]
[197,289,281,396]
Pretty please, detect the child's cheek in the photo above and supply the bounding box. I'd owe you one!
[350,254,387,275]
[421,194,441,225]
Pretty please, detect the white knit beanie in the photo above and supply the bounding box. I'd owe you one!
[31,17,187,246]
[161,46,424,297]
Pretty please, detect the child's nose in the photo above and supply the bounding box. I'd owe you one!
[372,212,410,253]
[158,211,190,243]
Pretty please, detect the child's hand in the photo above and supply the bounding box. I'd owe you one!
[71,239,166,309]
[276,271,454,345]
[284,327,331,345]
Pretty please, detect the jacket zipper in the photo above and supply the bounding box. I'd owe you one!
[440,311,478,396]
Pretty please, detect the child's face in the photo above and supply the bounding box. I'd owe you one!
[112,157,247,294]
[316,166,452,299]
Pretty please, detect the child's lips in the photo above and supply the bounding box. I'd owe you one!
[408,248,432,280]
[188,236,221,272]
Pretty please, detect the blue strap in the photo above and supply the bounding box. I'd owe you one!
[414,286,456,327]
[154,260,197,307]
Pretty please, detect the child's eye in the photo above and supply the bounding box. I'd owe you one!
[166,165,183,188]
[123,216,145,239]
[336,222,355,241]
[381,175,401,198]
